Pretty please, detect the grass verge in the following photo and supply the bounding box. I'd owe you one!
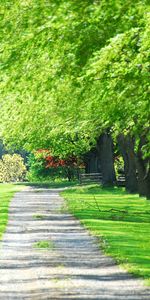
[62,185,150,285]
[17,180,78,189]
[0,183,25,240]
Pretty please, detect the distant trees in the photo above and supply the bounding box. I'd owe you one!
[0,1,149,197]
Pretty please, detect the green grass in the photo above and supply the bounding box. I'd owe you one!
[62,185,150,285]
[33,240,55,249]
[18,180,78,189]
[0,183,25,240]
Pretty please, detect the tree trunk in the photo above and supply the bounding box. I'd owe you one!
[84,149,101,174]
[136,136,150,200]
[117,134,138,193]
[85,159,90,174]
[97,133,116,186]
[66,167,73,181]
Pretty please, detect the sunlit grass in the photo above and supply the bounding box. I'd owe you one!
[0,183,24,240]
[62,185,150,285]
[19,180,78,189]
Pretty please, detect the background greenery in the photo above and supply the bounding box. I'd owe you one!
[0,154,27,183]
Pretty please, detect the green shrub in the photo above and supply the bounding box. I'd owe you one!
[0,154,27,182]
[26,152,81,182]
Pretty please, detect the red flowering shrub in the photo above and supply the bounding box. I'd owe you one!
[27,149,84,182]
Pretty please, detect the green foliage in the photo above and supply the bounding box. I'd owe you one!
[27,152,80,182]
[0,154,27,182]
[82,19,150,154]
[114,156,124,176]
[62,185,150,284]
[26,153,46,182]
[0,0,149,158]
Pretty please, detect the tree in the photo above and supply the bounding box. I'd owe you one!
[0,1,149,195]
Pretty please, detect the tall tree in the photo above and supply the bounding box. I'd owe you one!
[0,1,149,195]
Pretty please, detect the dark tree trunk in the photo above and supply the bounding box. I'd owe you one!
[76,167,80,180]
[117,134,138,193]
[66,167,73,182]
[85,159,90,174]
[84,149,101,174]
[97,133,116,186]
[136,136,150,200]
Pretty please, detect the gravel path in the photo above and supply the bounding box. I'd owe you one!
[0,187,149,300]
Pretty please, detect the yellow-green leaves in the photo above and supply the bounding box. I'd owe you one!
[0,1,149,157]
[0,154,27,182]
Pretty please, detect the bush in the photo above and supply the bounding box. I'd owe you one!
[26,151,83,182]
[0,154,27,182]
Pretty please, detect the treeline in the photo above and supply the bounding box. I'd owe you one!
[0,1,149,198]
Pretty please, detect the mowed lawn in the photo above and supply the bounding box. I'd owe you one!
[62,185,150,285]
[0,184,24,240]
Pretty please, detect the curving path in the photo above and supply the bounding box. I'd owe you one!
[0,187,149,300]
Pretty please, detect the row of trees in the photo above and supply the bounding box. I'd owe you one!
[0,1,150,197]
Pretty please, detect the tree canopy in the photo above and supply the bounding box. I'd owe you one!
[0,0,149,159]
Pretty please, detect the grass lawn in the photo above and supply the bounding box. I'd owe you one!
[18,180,78,189]
[0,184,24,240]
[62,185,150,285]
